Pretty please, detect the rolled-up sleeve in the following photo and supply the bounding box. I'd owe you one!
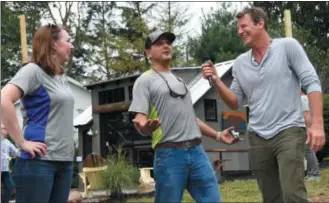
[285,38,322,94]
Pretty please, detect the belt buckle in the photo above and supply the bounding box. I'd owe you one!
[184,140,192,148]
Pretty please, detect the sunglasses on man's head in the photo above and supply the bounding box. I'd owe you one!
[47,23,58,29]
[153,69,188,99]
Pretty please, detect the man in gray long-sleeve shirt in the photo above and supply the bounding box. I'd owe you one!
[202,6,325,203]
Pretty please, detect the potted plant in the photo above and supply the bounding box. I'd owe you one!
[100,147,140,202]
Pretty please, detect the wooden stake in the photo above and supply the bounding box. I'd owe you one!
[284,10,292,37]
[19,15,28,64]
[93,101,132,114]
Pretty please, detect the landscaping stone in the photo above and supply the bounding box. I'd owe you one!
[68,189,83,203]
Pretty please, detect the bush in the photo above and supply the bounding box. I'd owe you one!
[316,94,329,162]
[100,147,140,200]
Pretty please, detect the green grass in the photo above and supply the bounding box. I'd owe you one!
[127,168,329,202]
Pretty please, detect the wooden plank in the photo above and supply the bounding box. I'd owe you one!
[93,101,131,113]
[205,148,249,153]
[19,15,28,64]
[284,10,292,37]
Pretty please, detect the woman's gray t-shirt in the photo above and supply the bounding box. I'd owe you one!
[9,63,75,161]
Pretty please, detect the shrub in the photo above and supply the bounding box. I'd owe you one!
[100,147,140,200]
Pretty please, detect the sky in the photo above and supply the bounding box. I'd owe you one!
[187,2,248,35]
[43,1,250,40]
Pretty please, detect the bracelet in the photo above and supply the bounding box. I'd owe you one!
[216,131,222,141]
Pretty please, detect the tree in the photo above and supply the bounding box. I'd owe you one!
[187,2,247,65]
[292,26,329,93]
[45,2,89,81]
[80,2,119,80]
[154,2,192,67]
[10,2,50,41]
[79,1,158,81]
[116,2,156,72]
[253,2,329,51]
[0,2,89,82]
[47,2,74,29]
[1,2,49,80]
[82,2,153,80]
[154,2,190,41]
[1,2,21,80]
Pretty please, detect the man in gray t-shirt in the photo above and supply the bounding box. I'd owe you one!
[202,6,324,203]
[129,69,202,148]
[129,31,240,203]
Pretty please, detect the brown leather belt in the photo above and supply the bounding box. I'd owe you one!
[155,138,201,149]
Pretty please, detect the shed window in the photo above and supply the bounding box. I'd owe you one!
[204,99,217,122]
[98,88,125,105]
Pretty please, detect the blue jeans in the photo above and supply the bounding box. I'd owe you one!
[1,171,15,203]
[14,158,73,203]
[153,145,220,203]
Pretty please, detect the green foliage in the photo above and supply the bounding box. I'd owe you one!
[318,94,329,160]
[8,2,49,41]
[80,2,152,79]
[154,2,192,67]
[0,1,86,81]
[100,147,140,197]
[116,2,152,74]
[187,2,247,64]
[48,2,88,80]
[290,25,329,93]
[324,94,329,135]
[155,2,190,37]
[1,2,29,80]
[3,1,327,85]
[254,2,329,52]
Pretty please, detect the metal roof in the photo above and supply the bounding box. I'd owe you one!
[74,60,235,127]
[188,60,235,104]
[85,73,141,89]
[84,67,201,88]
[73,105,92,127]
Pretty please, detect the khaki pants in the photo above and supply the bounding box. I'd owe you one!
[249,127,308,203]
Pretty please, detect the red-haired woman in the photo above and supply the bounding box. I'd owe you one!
[1,24,75,203]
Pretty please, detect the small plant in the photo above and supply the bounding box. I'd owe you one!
[100,146,140,201]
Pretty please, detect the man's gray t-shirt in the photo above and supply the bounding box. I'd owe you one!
[9,63,75,161]
[128,69,202,148]
[230,38,321,139]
